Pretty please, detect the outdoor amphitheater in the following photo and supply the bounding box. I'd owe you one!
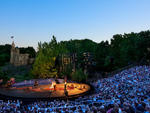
[1,1,150,112]
[0,65,150,113]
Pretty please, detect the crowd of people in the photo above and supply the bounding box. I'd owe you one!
[0,65,150,113]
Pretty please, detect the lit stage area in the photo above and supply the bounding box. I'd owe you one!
[0,79,90,99]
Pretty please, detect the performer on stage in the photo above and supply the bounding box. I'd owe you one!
[50,81,56,91]
[34,80,38,88]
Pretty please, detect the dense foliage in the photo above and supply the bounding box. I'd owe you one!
[0,69,9,84]
[61,31,150,72]
[32,30,150,80]
[1,30,150,81]
[71,69,88,82]
[0,44,11,66]
[32,36,68,78]
[19,47,36,58]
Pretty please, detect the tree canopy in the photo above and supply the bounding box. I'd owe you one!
[32,30,150,80]
[32,36,68,78]
[0,44,11,66]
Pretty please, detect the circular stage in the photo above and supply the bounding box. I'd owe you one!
[0,79,90,99]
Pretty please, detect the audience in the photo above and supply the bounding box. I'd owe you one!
[0,65,150,113]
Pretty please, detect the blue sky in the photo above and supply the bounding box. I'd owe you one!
[0,0,150,49]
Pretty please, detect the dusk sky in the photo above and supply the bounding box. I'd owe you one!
[0,0,150,49]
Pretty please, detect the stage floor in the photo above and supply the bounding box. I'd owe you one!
[0,83,90,98]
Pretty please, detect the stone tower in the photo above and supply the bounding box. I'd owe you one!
[10,41,19,65]
[10,41,31,66]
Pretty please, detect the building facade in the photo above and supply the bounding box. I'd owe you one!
[10,41,34,66]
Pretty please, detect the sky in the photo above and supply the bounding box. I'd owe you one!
[0,0,150,49]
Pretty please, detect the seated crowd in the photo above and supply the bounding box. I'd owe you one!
[0,65,150,113]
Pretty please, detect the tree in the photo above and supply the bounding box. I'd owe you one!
[0,68,9,84]
[32,30,150,79]
[19,47,36,58]
[0,44,11,66]
[32,36,68,78]
[71,69,87,82]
